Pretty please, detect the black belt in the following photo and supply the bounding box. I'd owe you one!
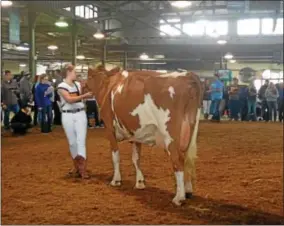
[62,108,84,113]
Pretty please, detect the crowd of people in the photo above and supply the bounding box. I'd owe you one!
[1,69,104,136]
[203,73,284,122]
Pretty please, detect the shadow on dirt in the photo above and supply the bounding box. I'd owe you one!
[94,172,284,225]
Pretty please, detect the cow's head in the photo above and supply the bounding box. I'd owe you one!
[87,64,121,98]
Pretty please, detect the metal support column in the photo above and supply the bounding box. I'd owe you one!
[28,11,37,77]
[102,41,107,66]
[123,51,127,70]
[71,7,77,65]
[220,56,223,69]
[71,20,77,65]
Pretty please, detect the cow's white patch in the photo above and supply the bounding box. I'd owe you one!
[130,94,173,150]
[168,86,175,99]
[159,71,187,78]
[122,70,129,78]
[117,84,124,93]
[173,171,186,206]
[110,150,121,186]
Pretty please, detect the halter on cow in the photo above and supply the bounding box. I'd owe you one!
[86,65,202,206]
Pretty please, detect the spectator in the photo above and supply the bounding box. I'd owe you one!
[202,79,211,120]
[219,80,228,117]
[10,104,32,135]
[31,75,40,126]
[228,78,240,121]
[265,82,279,122]
[209,73,224,122]
[277,82,284,122]
[46,80,55,124]
[1,70,20,130]
[19,72,32,107]
[258,79,269,121]
[35,74,53,133]
[247,82,257,121]
[239,85,249,121]
[86,96,104,128]
[53,69,63,125]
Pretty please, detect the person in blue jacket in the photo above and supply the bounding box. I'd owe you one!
[209,73,224,122]
[35,74,53,133]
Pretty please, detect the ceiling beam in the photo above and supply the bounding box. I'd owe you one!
[96,0,169,36]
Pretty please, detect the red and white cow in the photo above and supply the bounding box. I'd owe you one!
[86,65,202,206]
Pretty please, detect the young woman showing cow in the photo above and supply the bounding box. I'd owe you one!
[86,65,202,206]
[57,64,93,179]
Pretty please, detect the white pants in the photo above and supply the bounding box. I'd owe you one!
[203,100,211,115]
[62,111,87,159]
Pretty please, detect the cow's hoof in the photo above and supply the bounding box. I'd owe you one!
[110,180,121,187]
[185,192,193,199]
[135,181,145,190]
[172,197,186,206]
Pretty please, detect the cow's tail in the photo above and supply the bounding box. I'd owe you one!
[184,107,201,190]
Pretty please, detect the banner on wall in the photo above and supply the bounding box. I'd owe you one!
[215,69,232,81]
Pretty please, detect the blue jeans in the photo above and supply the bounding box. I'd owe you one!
[267,101,277,121]
[229,99,241,120]
[4,104,20,129]
[247,100,257,121]
[210,99,221,120]
[40,105,52,133]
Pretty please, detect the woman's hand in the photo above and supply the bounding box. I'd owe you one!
[82,92,93,99]
[38,107,42,111]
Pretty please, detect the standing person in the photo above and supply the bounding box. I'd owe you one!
[35,74,53,133]
[202,79,211,120]
[53,69,63,125]
[247,82,257,121]
[57,64,93,179]
[209,73,224,122]
[258,79,269,121]
[265,82,279,122]
[31,75,40,126]
[277,82,284,122]
[19,72,32,107]
[86,96,104,128]
[1,70,20,130]
[228,78,240,121]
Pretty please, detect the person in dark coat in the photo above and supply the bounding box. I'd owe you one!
[10,104,32,135]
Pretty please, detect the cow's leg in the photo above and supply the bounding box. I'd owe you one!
[132,142,145,189]
[108,133,122,187]
[169,143,186,206]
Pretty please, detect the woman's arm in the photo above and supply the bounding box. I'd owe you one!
[58,89,92,104]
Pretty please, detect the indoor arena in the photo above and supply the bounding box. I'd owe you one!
[1,0,283,225]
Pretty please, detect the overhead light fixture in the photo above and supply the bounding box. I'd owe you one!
[47,32,56,37]
[1,1,13,7]
[217,40,227,45]
[55,17,68,27]
[76,55,85,60]
[47,45,58,50]
[224,52,234,60]
[229,59,236,63]
[139,53,149,60]
[93,30,105,39]
[19,63,26,67]
[170,1,192,8]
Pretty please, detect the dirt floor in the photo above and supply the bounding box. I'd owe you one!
[1,122,284,224]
